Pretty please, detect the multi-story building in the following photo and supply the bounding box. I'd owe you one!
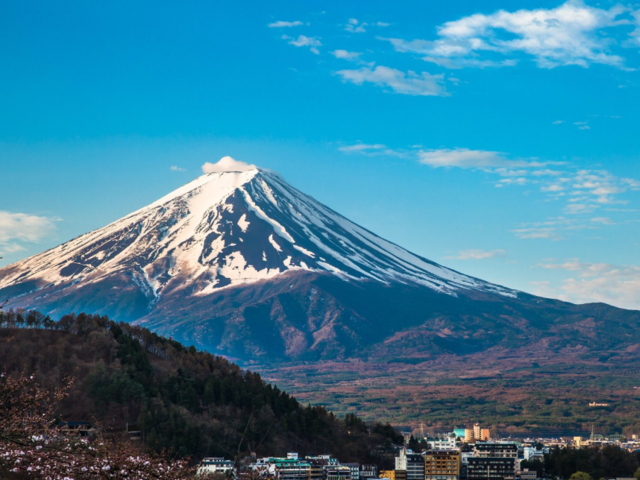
[519,469,537,480]
[306,455,339,466]
[395,470,407,480]
[257,457,311,480]
[396,448,425,480]
[361,464,378,480]
[428,435,457,451]
[472,443,518,459]
[343,463,360,480]
[307,458,327,480]
[197,457,235,477]
[522,447,544,462]
[463,443,518,480]
[424,450,461,480]
[325,466,352,480]
[466,457,516,480]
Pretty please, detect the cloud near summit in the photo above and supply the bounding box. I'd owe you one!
[202,156,257,174]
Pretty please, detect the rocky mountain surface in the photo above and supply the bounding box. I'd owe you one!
[1,158,639,366]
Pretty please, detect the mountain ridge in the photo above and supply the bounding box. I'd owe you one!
[1,159,639,368]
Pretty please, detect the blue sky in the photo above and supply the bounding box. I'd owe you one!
[1,0,639,308]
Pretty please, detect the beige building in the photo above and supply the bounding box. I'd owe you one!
[464,429,474,442]
[473,424,481,441]
[424,450,461,480]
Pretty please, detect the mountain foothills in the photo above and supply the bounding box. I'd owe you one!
[2,159,640,430]
[0,310,402,463]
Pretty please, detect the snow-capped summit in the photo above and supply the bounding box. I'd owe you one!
[2,157,639,364]
[0,157,514,303]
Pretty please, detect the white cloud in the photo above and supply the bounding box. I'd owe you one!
[622,178,640,189]
[552,120,564,124]
[331,50,362,61]
[532,169,563,176]
[0,211,58,255]
[591,216,616,225]
[512,217,593,240]
[535,260,640,310]
[268,20,304,28]
[418,148,512,168]
[282,35,322,54]
[570,169,633,207]
[0,242,27,255]
[345,18,367,33]
[513,227,562,240]
[497,177,528,187]
[338,141,638,219]
[338,143,386,153]
[627,9,640,47]
[338,143,406,157]
[445,249,506,260]
[170,165,186,172]
[202,156,257,174]
[564,203,597,214]
[337,65,446,96]
[383,0,628,69]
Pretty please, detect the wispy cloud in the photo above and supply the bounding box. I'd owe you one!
[336,65,446,96]
[416,149,636,217]
[512,217,592,240]
[445,249,506,260]
[331,50,362,61]
[0,211,59,256]
[382,0,629,69]
[338,143,406,157]
[282,35,322,54]
[418,148,508,168]
[591,216,616,225]
[344,19,390,33]
[337,139,638,223]
[345,18,367,33]
[170,165,186,172]
[202,156,256,174]
[534,259,640,310]
[338,143,386,153]
[268,20,304,28]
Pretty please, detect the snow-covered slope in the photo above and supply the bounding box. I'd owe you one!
[0,162,515,302]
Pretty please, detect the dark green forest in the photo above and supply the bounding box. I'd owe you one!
[0,309,403,464]
[522,446,640,479]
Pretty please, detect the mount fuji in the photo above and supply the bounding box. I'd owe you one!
[1,157,639,364]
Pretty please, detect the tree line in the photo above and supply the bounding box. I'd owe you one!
[0,309,403,465]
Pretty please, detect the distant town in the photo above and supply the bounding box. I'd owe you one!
[200,423,640,480]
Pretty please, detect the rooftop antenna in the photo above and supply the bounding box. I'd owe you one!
[421,422,425,438]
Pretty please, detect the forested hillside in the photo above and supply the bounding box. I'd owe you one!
[0,309,402,463]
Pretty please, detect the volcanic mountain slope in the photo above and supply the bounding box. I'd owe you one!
[1,158,639,363]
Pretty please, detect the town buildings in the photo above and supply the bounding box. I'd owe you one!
[195,422,640,480]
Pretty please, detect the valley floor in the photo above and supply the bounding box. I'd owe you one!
[254,350,640,436]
